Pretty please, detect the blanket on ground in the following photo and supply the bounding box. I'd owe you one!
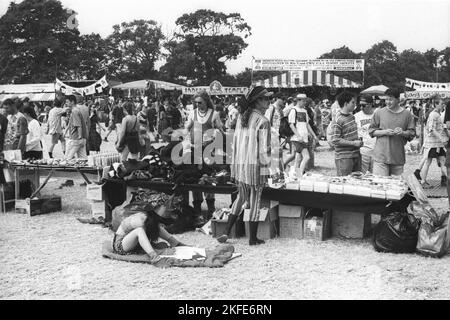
[101,241,240,268]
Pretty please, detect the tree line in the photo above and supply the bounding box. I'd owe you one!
[0,0,449,89]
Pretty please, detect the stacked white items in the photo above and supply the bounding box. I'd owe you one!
[87,152,122,167]
[10,158,88,167]
[212,208,232,221]
[297,173,408,200]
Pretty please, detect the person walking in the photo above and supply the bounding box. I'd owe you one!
[22,105,43,160]
[217,86,272,246]
[369,88,415,176]
[116,102,141,161]
[47,99,67,158]
[87,105,105,154]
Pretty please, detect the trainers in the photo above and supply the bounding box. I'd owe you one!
[414,169,421,181]
[441,176,447,187]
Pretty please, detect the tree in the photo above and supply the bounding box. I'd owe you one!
[75,33,109,80]
[162,10,251,85]
[363,40,403,88]
[106,19,165,82]
[398,49,432,83]
[0,0,81,83]
[159,39,197,85]
[319,45,364,84]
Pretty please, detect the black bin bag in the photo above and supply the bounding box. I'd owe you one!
[373,212,420,253]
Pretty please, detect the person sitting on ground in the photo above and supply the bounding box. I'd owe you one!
[113,205,186,261]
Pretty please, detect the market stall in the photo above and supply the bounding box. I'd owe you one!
[113,80,186,98]
[0,83,56,102]
[182,80,249,96]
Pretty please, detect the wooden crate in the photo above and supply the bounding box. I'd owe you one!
[279,205,306,239]
[15,196,62,216]
[303,210,331,241]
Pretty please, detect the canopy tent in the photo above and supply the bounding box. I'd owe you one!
[254,71,362,88]
[113,80,185,91]
[0,83,55,102]
[361,85,389,95]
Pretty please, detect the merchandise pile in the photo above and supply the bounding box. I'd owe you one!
[295,172,409,200]
[10,158,89,167]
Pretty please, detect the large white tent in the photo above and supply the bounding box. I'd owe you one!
[113,80,185,91]
[254,71,362,88]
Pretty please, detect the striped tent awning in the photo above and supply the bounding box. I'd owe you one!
[254,71,361,88]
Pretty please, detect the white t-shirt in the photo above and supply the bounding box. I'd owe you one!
[354,111,376,151]
[26,119,42,152]
[288,107,309,143]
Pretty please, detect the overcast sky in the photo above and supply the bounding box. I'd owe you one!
[1,0,449,74]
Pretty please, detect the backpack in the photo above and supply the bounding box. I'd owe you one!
[279,109,296,138]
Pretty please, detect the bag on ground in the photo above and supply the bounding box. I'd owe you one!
[373,211,420,253]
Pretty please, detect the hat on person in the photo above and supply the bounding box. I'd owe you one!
[385,88,400,99]
[359,95,374,105]
[246,86,273,104]
[322,99,329,104]
[296,93,307,100]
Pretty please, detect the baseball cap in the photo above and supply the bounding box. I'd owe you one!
[359,95,374,105]
[273,92,284,100]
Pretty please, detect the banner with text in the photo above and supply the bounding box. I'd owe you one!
[182,81,248,96]
[405,78,450,90]
[252,59,365,72]
[55,76,108,96]
[405,90,450,99]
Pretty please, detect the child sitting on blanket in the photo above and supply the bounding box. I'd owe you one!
[112,201,186,262]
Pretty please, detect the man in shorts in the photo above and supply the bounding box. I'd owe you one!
[47,100,67,158]
[287,93,318,177]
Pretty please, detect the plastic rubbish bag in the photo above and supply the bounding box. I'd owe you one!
[373,212,420,253]
[416,211,449,258]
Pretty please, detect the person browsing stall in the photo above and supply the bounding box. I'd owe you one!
[22,105,43,160]
[331,92,362,176]
[354,95,376,173]
[368,88,415,176]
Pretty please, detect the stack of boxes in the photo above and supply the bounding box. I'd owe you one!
[87,152,122,168]
[86,183,105,219]
[244,199,279,240]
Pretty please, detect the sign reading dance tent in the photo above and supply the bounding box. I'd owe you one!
[182,81,249,95]
[252,59,365,72]
[405,90,450,99]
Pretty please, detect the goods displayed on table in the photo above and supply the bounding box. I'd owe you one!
[9,158,89,167]
[295,172,409,200]
[88,152,122,167]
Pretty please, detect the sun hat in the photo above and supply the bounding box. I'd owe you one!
[359,95,374,105]
[296,93,307,100]
[246,86,273,104]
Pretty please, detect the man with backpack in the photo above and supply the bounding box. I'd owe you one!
[283,93,318,177]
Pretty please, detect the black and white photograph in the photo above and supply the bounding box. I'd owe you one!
[1,0,450,303]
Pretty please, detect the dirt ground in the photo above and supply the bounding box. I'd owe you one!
[1,136,449,300]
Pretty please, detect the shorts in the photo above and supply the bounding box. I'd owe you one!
[112,234,128,255]
[51,133,65,144]
[291,140,310,153]
[426,147,446,159]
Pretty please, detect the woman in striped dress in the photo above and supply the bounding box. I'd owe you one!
[217,86,272,246]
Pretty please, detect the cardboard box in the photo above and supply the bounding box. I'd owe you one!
[244,206,279,240]
[331,210,371,239]
[86,184,104,201]
[91,200,106,219]
[279,204,305,239]
[299,179,314,192]
[15,196,62,216]
[303,209,331,241]
[211,217,245,239]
